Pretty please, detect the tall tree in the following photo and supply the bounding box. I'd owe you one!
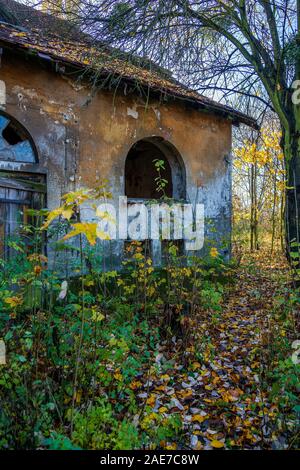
[233,125,285,251]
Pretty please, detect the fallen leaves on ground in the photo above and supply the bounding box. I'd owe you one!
[135,251,292,449]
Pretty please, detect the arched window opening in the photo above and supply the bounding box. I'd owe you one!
[0,114,43,259]
[124,137,186,264]
[125,140,173,199]
[125,137,186,200]
[2,120,26,145]
[0,112,37,163]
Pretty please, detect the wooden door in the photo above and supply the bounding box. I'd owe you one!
[0,172,46,259]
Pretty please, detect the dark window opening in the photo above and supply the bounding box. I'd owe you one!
[125,140,173,199]
[2,121,26,146]
[0,113,37,163]
[124,138,186,263]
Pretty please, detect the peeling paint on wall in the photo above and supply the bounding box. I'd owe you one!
[12,85,38,101]
[0,80,6,106]
[127,106,139,119]
[153,107,161,121]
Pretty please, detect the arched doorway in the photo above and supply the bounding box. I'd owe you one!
[125,137,186,200]
[0,112,45,258]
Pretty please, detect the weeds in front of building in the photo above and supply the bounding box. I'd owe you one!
[0,183,226,449]
[0,181,298,449]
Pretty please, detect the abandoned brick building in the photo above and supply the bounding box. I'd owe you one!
[0,1,256,267]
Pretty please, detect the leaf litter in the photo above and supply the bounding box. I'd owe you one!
[133,251,293,450]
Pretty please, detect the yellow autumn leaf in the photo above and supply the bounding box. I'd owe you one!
[61,207,74,220]
[75,390,82,404]
[91,310,105,322]
[210,247,219,258]
[165,443,177,450]
[42,207,69,229]
[195,441,203,450]
[243,419,252,427]
[161,374,170,381]
[62,188,91,205]
[133,252,144,261]
[146,395,157,406]
[211,439,225,448]
[179,389,193,399]
[159,406,168,413]
[63,222,98,245]
[192,414,207,423]
[113,371,122,381]
[191,361,201,370]
[5,296,23,308]
[129,381,143,390]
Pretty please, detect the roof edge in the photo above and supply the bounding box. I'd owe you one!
[0,22,258,130]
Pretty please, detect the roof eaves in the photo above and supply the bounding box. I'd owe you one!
[0,22,258,129]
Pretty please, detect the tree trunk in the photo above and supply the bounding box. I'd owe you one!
[250,162,259,251]
[271,167,277,254]
[280,180,285,253]
[286,9,300,259]
[286,168,300,250]
[285,133,300,260]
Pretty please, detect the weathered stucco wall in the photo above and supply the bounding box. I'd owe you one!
[0,50,232,265]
